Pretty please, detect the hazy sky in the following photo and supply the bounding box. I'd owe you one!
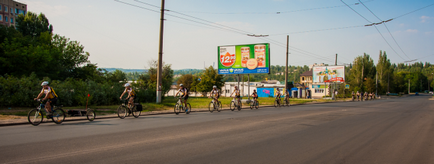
[23,0,434,69]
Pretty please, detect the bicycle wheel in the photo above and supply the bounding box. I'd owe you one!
[237,101,242,111]
[186,103,191,114]
[86,109,96,122]
[208,102,214,113]
[117,105,127,119]
[255,101,259,109]
[230,101,235,111]
[51,108,65,124]
[28,109,43,126]
[174,103,181,115]
[217,101,222,112]
[132,106,141,118]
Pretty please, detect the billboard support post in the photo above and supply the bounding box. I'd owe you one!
[248,74,250,100]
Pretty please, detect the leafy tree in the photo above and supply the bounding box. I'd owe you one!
[349,53,376,92]
[194,66,224,96]
[16,12,53,37]
[376,51,393,94]
[177,74,195,89]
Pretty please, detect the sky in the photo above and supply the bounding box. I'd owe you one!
[22,0,434,69]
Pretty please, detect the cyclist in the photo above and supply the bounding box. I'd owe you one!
[275,89,282,104]
[356,91,360,101]
[34,81,58,116]
[251,89,258,104]
[120,83,136,108]
[208,85,220,103]
[284,90,290,104]
[175,84,189,112]
[230,86,241,106]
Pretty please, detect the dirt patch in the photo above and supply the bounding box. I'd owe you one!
[0,114,26,120]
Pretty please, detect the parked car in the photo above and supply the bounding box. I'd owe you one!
[415,92,419,95]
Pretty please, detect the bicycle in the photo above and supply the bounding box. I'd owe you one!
[283,98,290,107]
[249,99,259,109]
[230,98,242,111]
[27,99,66,126]
[174,97,191,115]
[208,97,222,113]
[274,98,281,107]
[117,99,141,119]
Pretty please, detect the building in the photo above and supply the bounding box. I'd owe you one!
[0,0,27,27]
[165,81,289,98]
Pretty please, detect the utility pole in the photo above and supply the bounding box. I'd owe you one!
[408,79,410,94]
[376,72,378,97]
[156,0,165,103]
[285,35,289,96]
[335,54,338,66]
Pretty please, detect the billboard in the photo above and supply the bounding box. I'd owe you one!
[312,66,345,83]
[218,43,270,74]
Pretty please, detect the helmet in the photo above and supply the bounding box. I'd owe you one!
[124,83,130,87]
[41,81,49,86]
[213,85,217,88]
[180,84,184,87]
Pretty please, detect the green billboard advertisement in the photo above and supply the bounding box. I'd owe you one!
[218,43,270,74]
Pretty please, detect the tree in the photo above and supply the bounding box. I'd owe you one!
[376,51,393,94]
[195,66,224,96]
[177,74,194,89]
[16,12,53,37]
[349,53,376,92]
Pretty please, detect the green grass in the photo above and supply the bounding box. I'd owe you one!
[1,97,333,116]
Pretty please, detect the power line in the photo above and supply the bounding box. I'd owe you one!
[340,0,406,61]
[358,0,411,60]
[269,25,365,36]
[392,2,434,20]
[134,0,255,35]
[172,0,376,15]
[115,0,249,35]
[119,0,350,64]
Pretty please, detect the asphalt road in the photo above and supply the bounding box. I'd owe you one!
[1,95,434,164]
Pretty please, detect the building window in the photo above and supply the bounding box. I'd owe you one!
[0,5,2,11]
[0,15,2,21]
[10,8,12,13]
[5,6,8,12]
[302,77,305,81]
[5,16,8,22]
[315,89,324,93]
[15,8,18,13]
[11,18,13,23]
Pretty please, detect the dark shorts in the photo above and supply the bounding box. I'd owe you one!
[236,95,240,98]
[49,97,58,105]
[183,95,189,100]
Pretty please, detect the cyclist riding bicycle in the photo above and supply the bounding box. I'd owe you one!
[251,89,258,102]
[275,89,282,103]
[230,86,241,105]
[208,86,220,103]
[34,81,58,116]
[284,90,290,102]
[119,83,136,108]
[175,84,189,112]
